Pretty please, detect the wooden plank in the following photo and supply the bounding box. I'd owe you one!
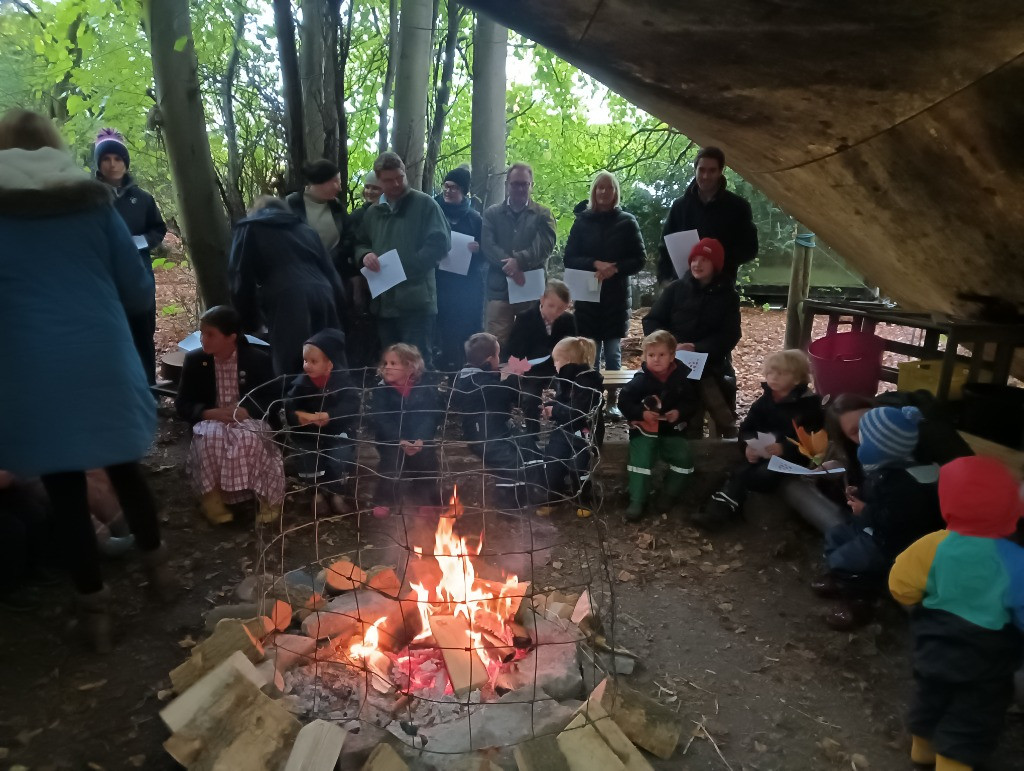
[591,677,682,760]
[514,734,571,771]
[283,719,347,771]
[361,743,409,771]
[161,651,264,733]
[429,615,489,696]
[959,430,1024,478]
[569,702,653,771]
[555,721,625,771]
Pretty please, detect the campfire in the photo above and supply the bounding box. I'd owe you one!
[340,488,533,698]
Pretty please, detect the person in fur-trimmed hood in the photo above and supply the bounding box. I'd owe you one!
[890,456,1024,771]
[0,109,171,651]
[94,128,167,386]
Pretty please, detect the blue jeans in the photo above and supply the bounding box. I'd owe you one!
[377,314,436,369]
[594,337,622,370]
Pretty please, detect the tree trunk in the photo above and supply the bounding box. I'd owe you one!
[333,0,353,192]
[322,0,341,163]
[143,0,231,307]
[220,7,247,220]
[299,0,327,163]
[273,0,305,191]
[377,0,400,154]
[392,0,433,189]
[421,1,460,192]
[471,14,507,208]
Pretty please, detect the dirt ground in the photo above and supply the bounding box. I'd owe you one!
[2,300,1022,770]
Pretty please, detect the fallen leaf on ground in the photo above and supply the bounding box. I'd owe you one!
[617,570,636,582]
[77,679,107,691]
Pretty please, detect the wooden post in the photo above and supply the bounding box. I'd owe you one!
[784,229,815,350]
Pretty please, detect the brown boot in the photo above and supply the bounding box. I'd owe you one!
[911,735,936,765]
[935,755,971,770]
[201,490,232,525]
[78,585,112,654]
[140,543,178,604]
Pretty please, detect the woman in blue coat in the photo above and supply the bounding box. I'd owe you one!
[0,110,172,652]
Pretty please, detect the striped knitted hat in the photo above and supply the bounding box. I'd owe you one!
[94,128,129,170]
[857,406,923,468]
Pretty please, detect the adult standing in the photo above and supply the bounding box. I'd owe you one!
[229,196,347,376]
[643,238,741,437]
[94,128,167,386]
[434,165,484,371]
[481,163,556,345]
[344,171,385,371]
[563,170,646,411]
[354,152,451,367]
[0,110,172,651]
[656,146,757,285]
[285,159,351,281]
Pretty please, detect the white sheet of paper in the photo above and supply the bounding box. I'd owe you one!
[664,229,701,279]
[506,269,546,304]
[438,232,474,275]
[132,235,148,250]
[177,331,268,351]
[562,268,602,303]
[360,249,407,298]
[674,349,708,380]
[527,355,551,367]
[744,432,778,460]
[767,455,845,476]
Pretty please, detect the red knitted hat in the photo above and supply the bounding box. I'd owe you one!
[688,238,724,274]
[939,455,1023,538]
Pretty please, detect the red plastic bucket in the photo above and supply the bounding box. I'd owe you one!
[807,331,885,398]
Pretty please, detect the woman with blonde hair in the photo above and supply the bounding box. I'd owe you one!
[0,109,172,651]
[563,169,646,418]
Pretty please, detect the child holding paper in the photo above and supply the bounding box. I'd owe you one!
[618,331,701,521]
[367,344,445,515]
[642,237,741,437]
[563,170,647,385]
[889,456,1024,771]
[693,350,823,530]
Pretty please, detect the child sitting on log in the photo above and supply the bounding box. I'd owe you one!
[176,305,284,525]
[889,456,1024,771]
[693,349,824,530]
[534,336,604,517]
[618,330,701,521]
[367,344,444,516]
[284,329,360,515]
[451,332,530,510]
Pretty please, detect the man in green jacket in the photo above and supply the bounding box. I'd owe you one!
[355,152,451,367]
[481,163,557,345]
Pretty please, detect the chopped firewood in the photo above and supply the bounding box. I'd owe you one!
[567,702,653,771]
[590,677,682,760]
[514,734,571,770]
[255,656,285,696]
[161,651,264,733]
[571,590,594,624]
[475,578,530,617]
[300,591,396,641]
[163,665,300,769]
[366,566,401,598]
[429,615,488,696]
[265,579,324,612]
[361,743,408,771]
[325,559,367,592]
[268,634,318,671]
[480,631,516,663]
[472,608,508,641]
[242,616,276,640]
[204,600,292,634]
[556,721,626,770]
[170,619,264,693]
[282,719,346,771]
[546,601,574,620]
[508,621,532,649]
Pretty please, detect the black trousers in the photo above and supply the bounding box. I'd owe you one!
[128,307,157,386]
[0,482,49,592]
[41,463,161,594]
[722,459,781,511]
[375,444,442,508]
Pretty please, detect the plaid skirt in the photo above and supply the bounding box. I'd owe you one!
[187,419,285,505]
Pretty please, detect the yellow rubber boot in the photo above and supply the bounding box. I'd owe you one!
[935,755,971,771]
[257,497,282,524]
[200,490,232,524]
[911,735,936,764]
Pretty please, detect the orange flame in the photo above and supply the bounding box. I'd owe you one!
[349,615,388,658]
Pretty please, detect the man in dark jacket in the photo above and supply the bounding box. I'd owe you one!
[94,128,167,386]
[656,147,757,285]
[228,197,348,376]
[343,172,384,371]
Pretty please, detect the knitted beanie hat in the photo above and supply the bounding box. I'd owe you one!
[94,128,129,171]
[364,171,380,187]
[305,328,348,371]
[939,455,1023,538]
[688,237,724,274]
[443,165,472,196]
[857,405,923,468]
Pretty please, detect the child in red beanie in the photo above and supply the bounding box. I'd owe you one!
[889,456,1024,771]
[641,237,741,438]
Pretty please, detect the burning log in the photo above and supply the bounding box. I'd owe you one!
[324,559,367,593]
[282,719,346,771]
[170,619,265,693]
[429,615,489,696]
[508,621,533,650]
[479,631,516,664]
[300,591,398,641]
[267,634,318,671]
